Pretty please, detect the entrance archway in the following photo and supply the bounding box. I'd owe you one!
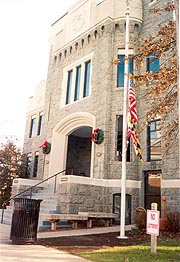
[49,112,95,178]
[66,126,92,177]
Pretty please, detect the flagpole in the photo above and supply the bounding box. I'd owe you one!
[118,2,130,239]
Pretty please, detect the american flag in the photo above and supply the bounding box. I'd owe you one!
[127,80,143,161]
[128,80,138,124]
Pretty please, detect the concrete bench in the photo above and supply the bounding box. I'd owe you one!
[42,212,117,230]
[78,212,118,228]
[42,214,88,230]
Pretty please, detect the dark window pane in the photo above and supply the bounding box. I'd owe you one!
[37,114,43,136]
[117,55,125,87]
[25,156,31,178]
[33,154,39,177]
[29,117,36,138]
[147,55,159,72]
[66,70,73,104]
[147,119,161,161]
[117,115,130,161]
[113,193,131,224]
[74,66,81,101]
[117,55,133,87]
[83,60,91,97]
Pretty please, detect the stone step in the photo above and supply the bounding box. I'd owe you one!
[1,184,60,230]
[0,209,13,224]
[40,202,58,208]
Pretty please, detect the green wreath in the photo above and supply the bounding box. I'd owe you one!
[42,142,51,154]
[91,128,104,144]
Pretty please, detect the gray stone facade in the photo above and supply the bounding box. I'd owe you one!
[21,0,179,224]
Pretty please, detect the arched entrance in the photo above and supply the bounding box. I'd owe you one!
[66,126,92,177]
[49,112,95,178]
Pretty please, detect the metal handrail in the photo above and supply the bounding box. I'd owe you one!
[1,168,73,224]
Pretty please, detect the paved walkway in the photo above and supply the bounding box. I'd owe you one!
[0,223,132,262]
[0,224,91,262]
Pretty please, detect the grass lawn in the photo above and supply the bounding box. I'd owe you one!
[81,240,180,262]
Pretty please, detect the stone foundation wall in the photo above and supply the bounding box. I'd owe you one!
[162,188,180,212]
[57,182,141,224]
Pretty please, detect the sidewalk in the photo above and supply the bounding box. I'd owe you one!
[37,224,127,238]
[0,223,91,262]
[0,223,132,262]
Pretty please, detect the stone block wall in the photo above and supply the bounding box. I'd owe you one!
[162,188,180,212]
[58,182,141,224]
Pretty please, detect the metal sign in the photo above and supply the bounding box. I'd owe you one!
[146,209,160,236]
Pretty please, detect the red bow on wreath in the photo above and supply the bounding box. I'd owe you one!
[39,140,48,148]
[91,128,100,142]
[39,140,51,154]
[91,128,104,144]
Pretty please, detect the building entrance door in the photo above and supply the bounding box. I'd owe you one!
[144,171,161,211]
[66,126,92,177]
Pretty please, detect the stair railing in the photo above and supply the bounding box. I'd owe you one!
[1,168,73,224]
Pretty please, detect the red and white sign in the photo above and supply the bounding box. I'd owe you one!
[146,210,160,236]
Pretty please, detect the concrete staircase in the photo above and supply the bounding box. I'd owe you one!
[0,184,65,231]
[0,205,13,225]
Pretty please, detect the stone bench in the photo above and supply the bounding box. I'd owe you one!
[78,212,118,228]
[42,214,88,230]
[42,212,117,230]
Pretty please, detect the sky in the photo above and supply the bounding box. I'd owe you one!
[0,0,78,147]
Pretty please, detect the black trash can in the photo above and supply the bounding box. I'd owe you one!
[10,198,42,244]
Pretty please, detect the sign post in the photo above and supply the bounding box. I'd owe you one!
[146,203,160,253]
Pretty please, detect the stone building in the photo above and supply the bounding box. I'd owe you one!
[13,0,179,226]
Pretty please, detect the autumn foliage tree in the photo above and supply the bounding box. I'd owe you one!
[0,140,27,208]
[133,1,177,157]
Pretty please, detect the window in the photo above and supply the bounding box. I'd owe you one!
[25,154,32,178]
[147,119,161,161]
[29,116,36,138]
[116,116,130,161]
[66,70,73,104]
[62,55,92,106]
[33,152,39,177]
[83,60,91,97]
[113,193,131,224]
[74,66,81,101]
[37,112,43,136]
[147,54,159,72]
[117,54,133,87]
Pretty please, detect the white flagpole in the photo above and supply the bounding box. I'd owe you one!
[118,2,130,239]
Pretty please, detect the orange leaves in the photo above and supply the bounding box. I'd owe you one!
[165,2,175,12]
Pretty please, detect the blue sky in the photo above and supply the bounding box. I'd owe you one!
[0,0,78,147]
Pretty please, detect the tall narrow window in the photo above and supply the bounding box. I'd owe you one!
[66,70,73,104]
[33,152,39,177]
[147,119,161,161]
[83,60,91,97]
[74,65,81,101]
[37,112,43,136]
[25,154,32,178]
[147,54,159,72]
[29,117,36,138]
[116,116,130,161]
[117,55,133,87]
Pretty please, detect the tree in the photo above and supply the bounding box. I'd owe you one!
[133,1,177,156]
[0,139,27,208]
